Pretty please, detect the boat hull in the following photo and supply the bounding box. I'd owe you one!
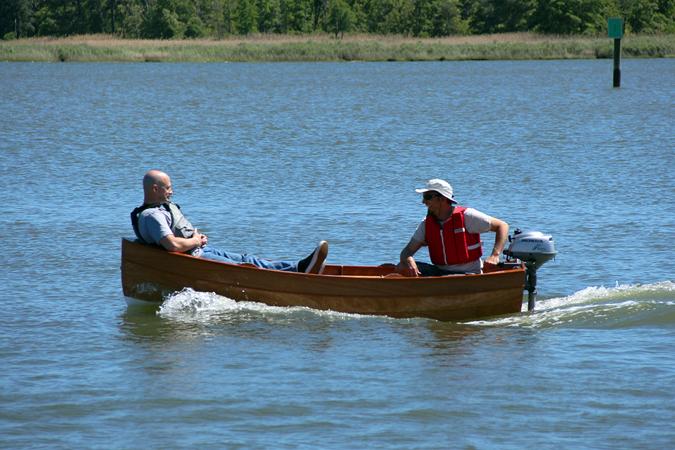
[121,238,526,321]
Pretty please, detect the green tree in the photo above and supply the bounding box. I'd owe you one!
[109,0,118,33]
[86,0,105,33]
[116,0,146,37]
[347,0,368,31]
[531,0,615,34]
[430,0,468,36]
[32,6,52,36]
[279,0,312,32]
[657,0,675,32]
[468,0,536,33]
[325,0,355,37]
[222,0,239,34]
[313,0,329,30]
[620,0,675,32]
[368,0,414,34]
[160,7,186,37]
[257,0,281,32]
[237,0,259,33]
[0,0,35,38]
[31,0,87,35]
[412,0,434,36]
[197,0,227,37]
[185,14,206,36]
[145,2,182,37]
[143,0,203,38]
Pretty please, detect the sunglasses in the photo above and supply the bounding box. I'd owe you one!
[423,192,440,201]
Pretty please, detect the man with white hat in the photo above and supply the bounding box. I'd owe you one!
[397,178,509,276]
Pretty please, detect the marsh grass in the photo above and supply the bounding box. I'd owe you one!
[1,33,673,62]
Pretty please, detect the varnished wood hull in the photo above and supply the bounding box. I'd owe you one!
[121,238,526,321]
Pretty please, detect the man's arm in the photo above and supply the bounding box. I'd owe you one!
[397,238,424,276]
[160,231,207,253]
[485,218,508,265]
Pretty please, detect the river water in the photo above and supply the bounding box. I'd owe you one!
[1,59,674,449]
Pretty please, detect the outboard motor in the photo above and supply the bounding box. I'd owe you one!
[503,229,557,312]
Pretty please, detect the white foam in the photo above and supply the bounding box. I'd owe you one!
[156,281,674,326]
[537,280,675,311]
[157,288,374,323]
[467,281,674,328]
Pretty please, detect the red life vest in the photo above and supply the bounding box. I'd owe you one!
[425,206,483,265]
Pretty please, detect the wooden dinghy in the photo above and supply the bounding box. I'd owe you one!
[121,238,527,321]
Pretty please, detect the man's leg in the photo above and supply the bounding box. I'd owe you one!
[201,246,297,271]
[200,241,328,273]
[416,262,466,276]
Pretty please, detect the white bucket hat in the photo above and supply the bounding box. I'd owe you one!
[415,179,457,203]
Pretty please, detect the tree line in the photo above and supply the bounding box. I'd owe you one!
[2,0,673,40]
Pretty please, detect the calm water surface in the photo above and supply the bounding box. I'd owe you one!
[1,59,674,449]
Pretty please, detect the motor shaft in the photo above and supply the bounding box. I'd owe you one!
[526,264,538,311]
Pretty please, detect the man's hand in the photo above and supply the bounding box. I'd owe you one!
[160,230,207,253]
[194,229,208,248]
[484,254,500,265]
[487,218,509,265]
[396,256,421,277]
[399,239,423,277]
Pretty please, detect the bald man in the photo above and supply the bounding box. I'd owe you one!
[131,170,328,274]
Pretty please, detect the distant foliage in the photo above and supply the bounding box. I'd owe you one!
[326,0,355,38]
[1,0,673,39]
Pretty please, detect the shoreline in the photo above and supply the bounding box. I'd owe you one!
[1,33,673,62]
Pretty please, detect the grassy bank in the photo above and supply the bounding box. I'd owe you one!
[1,33,673,62]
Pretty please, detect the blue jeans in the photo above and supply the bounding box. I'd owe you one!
[200,245,298,271]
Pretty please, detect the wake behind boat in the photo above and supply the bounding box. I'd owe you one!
[121,230,556,321]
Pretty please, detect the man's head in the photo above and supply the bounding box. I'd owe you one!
[143,169,173,204]
[415,179,457,204]
[415,179,457,219]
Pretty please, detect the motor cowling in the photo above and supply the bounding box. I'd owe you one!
[504,229,556,270]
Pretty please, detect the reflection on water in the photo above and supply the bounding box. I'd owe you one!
[425,320,491,344]
[120,304,172,342]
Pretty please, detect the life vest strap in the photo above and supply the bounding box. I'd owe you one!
[130,202,180,243]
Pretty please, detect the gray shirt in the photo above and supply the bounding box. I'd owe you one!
[138,206,202,256]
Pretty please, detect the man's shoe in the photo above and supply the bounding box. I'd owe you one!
[298,241,328,274]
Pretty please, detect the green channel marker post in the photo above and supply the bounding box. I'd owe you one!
[608,18,623,87]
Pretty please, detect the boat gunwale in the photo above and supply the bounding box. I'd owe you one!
[121,237,525,282]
